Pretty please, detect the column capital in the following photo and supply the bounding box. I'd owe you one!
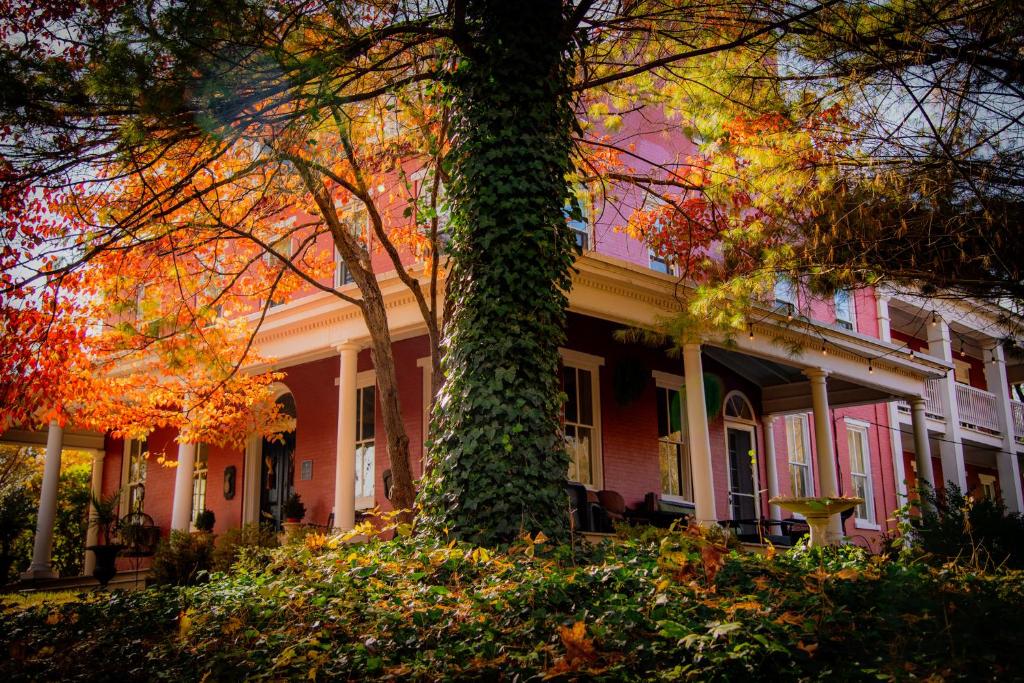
[909,395,927,408]
[802,367,829,381]
[761,414,777,427]
[334,341,362,354]
[682,341,703,353]
[92,450,105,464]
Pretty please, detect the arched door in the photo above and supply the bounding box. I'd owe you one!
[723,391,759,530]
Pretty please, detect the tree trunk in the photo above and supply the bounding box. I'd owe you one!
[360,289,417,514]
[419,0,577,544]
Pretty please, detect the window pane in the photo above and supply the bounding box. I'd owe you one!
[360,386,376,441]
[668,389,682,437]
[659,441,681,497]
[575,427,592,485]
[656,387,668,437]
[578,369,593,426]
[562,366,578,423]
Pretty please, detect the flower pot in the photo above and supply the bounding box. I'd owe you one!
[281,521,302,542]
[87,544,123,587]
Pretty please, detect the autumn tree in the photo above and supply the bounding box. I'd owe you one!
[1,0,836,543]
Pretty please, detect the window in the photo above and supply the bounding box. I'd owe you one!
[953,359,972,385]
[333,210,369,289]
[191,444,209,526]
[723,392,755,421]
[656,384,692,501]
[785,415,812,497]
[774,276,798,312]
[978,474,997,501]
[846,423,875,524]
[564,186,590,251]
[561,350,603,488]
[834,289,856,331]
[649,250,677,275]
[355,382,376,509]
[123,439,148,515]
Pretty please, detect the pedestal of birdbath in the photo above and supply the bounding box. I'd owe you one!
[769,496,863,548]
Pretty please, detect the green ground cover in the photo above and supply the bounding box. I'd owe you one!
[2,525,1022,681]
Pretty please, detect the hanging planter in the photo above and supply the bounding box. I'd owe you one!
[613,357,649,406]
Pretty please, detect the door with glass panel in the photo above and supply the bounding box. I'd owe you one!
[726,427,757,533]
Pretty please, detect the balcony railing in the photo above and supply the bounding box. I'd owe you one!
[1012,400,1024,445]
[955,384,1001,435]
[896,379,945,420]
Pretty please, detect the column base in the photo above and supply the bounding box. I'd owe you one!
[20,567,57,580]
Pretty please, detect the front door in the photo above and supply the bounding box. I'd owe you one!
[727,426,757,533]
[259,432,295,530]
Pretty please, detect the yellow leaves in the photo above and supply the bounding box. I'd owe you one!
[796,640,819,656]
[179,610,193,640]
[774,611,806,627]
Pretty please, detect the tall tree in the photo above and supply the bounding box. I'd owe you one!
[1,0,835,543]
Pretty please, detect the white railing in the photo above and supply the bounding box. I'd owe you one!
[1012,400,1024,445]
[955,384,1000,434]
[896,379,945,420]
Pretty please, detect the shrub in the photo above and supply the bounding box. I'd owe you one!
[212,523,279,573]
[913,482,1024,569]
[151,530,214,586]
[194,509,215,533]
[281,493,305,521]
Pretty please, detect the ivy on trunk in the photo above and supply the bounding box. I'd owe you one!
[419,0,577,545]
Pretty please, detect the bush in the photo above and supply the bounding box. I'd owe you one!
[913,482,1024,569]
[151,530,214,586]
[194,509,215,533]
[212,523,279,573]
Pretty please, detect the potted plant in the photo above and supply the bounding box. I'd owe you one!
[281,493,305,540]
[87,490,123,587]
[194,509,215,533]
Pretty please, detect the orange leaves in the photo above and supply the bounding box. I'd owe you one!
[545,621,601,678]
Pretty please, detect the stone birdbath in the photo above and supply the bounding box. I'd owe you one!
[769,496,863,548]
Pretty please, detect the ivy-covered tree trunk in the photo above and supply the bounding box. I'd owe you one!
[419,0,577,544]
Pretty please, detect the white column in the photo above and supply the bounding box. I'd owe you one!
[334,342,360,531]
[927,319,968,491]
[985,345,1024,512]
[876,293,909,501]
[170,441,197,531]
[83,450,105,575]
[242,434,261,525]
[804,368,842,540]
[910,397,936,489]
[683,343,716,524]
[762,415,782,519]
[24,420,63,579]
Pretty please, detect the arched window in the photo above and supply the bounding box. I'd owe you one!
[723,391,755,422]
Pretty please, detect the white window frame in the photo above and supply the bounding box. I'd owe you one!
[354,369,376,510]
[559,348,604,490]
[332,208,369,289]
[785,414,813,500]
[121,438,148,516]
[190,443,209,529]
[649,249,677,276]
[653,371,692,504]
[845,419,878,529]
[774,276,798,313]
[834,289,856,331]
[978,473,997,501]
[565,184,592,252]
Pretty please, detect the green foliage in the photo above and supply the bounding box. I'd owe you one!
[88,489,121,546]
[910,483,1024,570]
[2,455,91,582]
[151,530,214,586]
[211,523,279,573]
[419,0,578,544]
[194,509,215,532]
[2,531,1023,680]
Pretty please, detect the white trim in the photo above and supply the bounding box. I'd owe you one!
[723,421,761,520]
[558,348,605,369]
[723,390,756,424]
[845,420,876,525]
[561,349,604,489]
[652,370,684,390]
[854,520,882,531]
[785,413,814,500]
